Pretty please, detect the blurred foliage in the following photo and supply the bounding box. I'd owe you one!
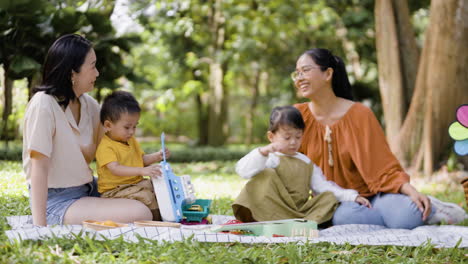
[1,0,431,145]
[0,139,254,162]
[0,0,143,139]
[145,146,249,163]
[127,0,401,143]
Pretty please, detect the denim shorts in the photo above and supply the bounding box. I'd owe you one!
[29,177,100,225]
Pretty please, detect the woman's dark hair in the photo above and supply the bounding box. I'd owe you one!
[34,34,93,107]
[269,106,305,133]
[100,91,141,125]
[302,48,353,100]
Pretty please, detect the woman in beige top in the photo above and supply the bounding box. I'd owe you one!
[23,34,152,226]
[292,48,466,228]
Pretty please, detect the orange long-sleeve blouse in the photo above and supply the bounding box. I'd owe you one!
[294,102,409,197]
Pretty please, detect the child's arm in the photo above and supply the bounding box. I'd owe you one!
[235,146,278,179]
[310,164,360,202]
[142,148,170,166]
[258,142,282,156]
[106,162,162,178]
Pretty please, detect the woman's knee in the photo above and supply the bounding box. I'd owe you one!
[126,200,152,220]
[332,202,362,225]
[373,193,424,229]
[332,201,385,226]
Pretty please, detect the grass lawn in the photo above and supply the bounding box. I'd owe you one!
[1,160,467,263]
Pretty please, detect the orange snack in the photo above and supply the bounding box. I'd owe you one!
[102,220,118,227]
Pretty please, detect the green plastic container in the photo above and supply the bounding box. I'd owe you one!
[182,199,212,222]
[211,219,318,238]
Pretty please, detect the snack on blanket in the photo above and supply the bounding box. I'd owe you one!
[82,220,128,230]
[101,220,119,227]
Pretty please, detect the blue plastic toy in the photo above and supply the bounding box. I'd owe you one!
[152,133,196,222]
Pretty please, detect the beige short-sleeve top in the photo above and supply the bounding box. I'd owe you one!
[22,92,102,188]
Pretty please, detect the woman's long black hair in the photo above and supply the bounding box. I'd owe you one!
[34,34,92,108]
[302,48,353,100]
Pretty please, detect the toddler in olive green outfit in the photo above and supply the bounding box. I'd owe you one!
[233,106,370,223]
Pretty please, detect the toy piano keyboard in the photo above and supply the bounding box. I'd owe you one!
[152,133,197,222]
[211,219,319,238]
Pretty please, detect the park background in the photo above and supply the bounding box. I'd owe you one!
[0,0,467,262]
[1,0,467,174]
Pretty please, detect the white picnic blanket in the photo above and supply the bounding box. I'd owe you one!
[5,215,468,248]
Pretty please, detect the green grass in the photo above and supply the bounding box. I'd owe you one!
[1,160,467,263]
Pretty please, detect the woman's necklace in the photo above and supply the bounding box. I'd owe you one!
[309,101,336,167]
[324,125,334,167]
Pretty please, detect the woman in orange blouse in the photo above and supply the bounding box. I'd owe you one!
[292,48,466,228]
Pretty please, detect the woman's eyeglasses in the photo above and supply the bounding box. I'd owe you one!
[291,65,322,81]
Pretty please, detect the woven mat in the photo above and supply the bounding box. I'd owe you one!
[5,215,468,248]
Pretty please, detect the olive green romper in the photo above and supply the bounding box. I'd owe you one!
[232,155,339,224]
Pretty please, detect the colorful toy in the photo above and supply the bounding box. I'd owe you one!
[449,104,468,206]
[182,199,212,223]
[211,219,319,238]
[152,133,197,222]
[449,104,468,156]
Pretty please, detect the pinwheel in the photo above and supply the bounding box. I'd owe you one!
[449,104,468,156]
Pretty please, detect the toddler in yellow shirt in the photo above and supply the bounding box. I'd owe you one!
[96,90,169,220]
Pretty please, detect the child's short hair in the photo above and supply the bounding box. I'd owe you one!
[269,106,305,133]
[100,91,141,125]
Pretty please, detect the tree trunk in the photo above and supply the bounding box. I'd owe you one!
[27,71,41,100]
[1,64,13,141]
[392,0,420,107]
[196,93,209,145]
[207,62,227,146]
[375,0,406,150]
[95,87,102,103]
[375,0,419,155]
[245,63,260,146]
[397,0,468,174]
[395,34,430,168]
[206,0,227,146]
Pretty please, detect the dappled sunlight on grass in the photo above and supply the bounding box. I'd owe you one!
[209,197,235,215]
[172,161,245,202]
[1,160,468,262]
[411,169,467,209]
[0,161,28,197]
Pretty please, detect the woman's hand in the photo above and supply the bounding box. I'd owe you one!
[80,143,96,164]
[355,196,372,208]
[400,183,431,221]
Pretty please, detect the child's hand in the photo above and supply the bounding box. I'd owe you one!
[156,148,171,161]
[141,164,162,178]
[355,196,372,208]
[258,142,283,156]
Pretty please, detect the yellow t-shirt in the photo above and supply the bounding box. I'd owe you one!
[96,134,145,193]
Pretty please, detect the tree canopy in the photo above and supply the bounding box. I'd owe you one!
[5,0,464,172]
